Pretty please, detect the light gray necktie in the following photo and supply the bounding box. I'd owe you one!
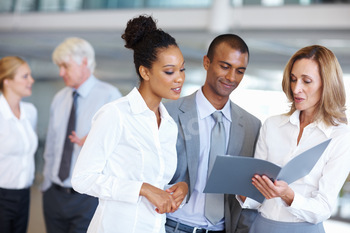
[205,111,225,225]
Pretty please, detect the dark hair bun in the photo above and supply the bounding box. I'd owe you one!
[122,15,157,49]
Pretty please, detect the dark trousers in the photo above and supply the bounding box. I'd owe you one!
[43,184,98,233]
[0,187,30,233]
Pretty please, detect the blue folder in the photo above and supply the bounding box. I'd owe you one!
[204,139,332,203]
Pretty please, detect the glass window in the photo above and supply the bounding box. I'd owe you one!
[0,0,12,12]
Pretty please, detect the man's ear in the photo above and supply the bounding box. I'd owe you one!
[82,57,88,66]
[81,57,91,78]
[139,65,150,81]
[203,55,210,71]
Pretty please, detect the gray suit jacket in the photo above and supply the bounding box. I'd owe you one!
[165,91,261,233]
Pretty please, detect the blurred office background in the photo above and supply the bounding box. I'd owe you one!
[1,0,350,232]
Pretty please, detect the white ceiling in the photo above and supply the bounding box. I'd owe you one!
[1,5,350,93]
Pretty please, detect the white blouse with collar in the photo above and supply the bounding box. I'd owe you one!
[72,88,178,233]
[243,111,350,224]
[0,95,38,189]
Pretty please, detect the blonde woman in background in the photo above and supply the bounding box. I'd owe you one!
[0,56,38,233]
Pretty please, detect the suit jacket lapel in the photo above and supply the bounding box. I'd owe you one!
[227,101,244,156]
[178,92,200,194]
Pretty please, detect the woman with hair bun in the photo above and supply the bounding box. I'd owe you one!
[72,15,188,233]
[0,56,37,233]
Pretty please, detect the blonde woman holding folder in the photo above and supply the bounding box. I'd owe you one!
[238,45,350,233]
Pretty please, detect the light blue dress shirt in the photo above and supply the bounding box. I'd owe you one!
[168,88,231,230]
[42,75,122,190]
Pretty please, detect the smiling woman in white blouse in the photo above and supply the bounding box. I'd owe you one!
[0,56,38,233]
[238,45,350,233]
[72,15,188,233]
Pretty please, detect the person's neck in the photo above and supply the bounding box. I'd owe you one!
[297,111,316,145]
[73,74,91,90]
[4,92,21,119]
[138,84,161,127]
[299,110,315,127]
[201,86,229,110]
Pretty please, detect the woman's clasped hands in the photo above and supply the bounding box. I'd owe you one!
[140,181,188,214]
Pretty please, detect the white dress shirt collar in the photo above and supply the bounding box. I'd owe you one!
[128,87,174,123]
[128,87,151,115]
[0,94,27,120]
[74,75,97,98]
[0,95,13,120]
[196,87,231,122]
[281,110,332,138]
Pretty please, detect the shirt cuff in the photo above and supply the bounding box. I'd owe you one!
[288,191,303,210]
[112,180,143,203]
[236,195,261,209]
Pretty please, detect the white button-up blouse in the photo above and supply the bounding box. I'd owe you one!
[72,88,178,233]
[0,94,38,189]
[243,111,350,224]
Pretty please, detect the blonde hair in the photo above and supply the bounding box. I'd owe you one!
[282,45,347,126]
[52,37,96,73]
[0,56,26,92]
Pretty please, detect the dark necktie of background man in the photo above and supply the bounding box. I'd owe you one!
[58,90,78,182]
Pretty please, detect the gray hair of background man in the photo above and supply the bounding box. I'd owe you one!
[52,37,96,73]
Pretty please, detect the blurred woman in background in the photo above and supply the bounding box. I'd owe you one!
[0,56,38,233]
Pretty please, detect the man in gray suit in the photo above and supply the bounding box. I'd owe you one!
[164,34,261,233]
